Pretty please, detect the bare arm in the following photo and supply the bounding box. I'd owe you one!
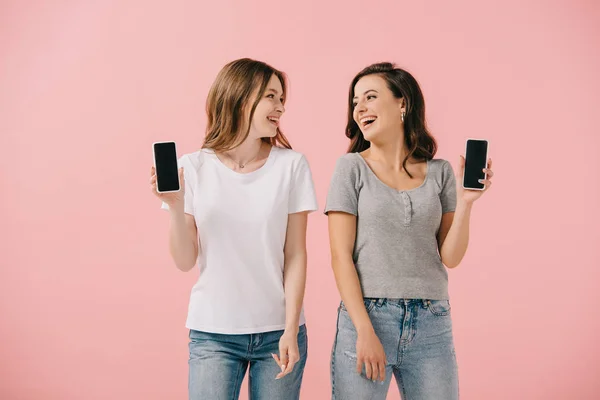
[272,212,309,379]
[282,212,309,333]
[438,202,472,268]
[151,166,198,272]
[438,157,494,268]
[168,208,198,272]
[327,211,373,334]
[328,211,386,381]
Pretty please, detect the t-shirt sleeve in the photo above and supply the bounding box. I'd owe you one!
[324,156,359,216]
[288,155,319,214]
[160,154,195,215]
[440,160,457,214]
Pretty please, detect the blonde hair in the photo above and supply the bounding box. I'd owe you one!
[202,58,291,151]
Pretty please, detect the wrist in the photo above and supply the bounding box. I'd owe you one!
[284,325,299,335]
[456,199,473,212]
[169,202,185,215]
[356,323,375,337]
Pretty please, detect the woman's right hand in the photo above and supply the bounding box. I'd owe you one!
[150,166,185,211]
[355,329,386,382]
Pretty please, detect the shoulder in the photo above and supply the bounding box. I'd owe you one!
[429,158,452,171]
[328,153,363,186]
[428,158,455,184]
[271,147,313,174]
[272,146,306,163]
[334,152,363,170]
[178,150,207,174]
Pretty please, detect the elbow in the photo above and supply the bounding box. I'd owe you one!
[171,251,197,272]
[284,250,307,268]
[441,256,462,269]
[330,253,353,270]
[175,262,195,272]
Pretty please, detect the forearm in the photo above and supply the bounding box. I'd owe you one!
[331,254,374,335]
[440,200,473,268]
[283,251,307,333]
[168,208,198,272]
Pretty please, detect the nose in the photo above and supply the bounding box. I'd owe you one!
[275,101,285,114]
[355,99,367,115]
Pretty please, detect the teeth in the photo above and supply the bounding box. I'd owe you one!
[360,116,376,125]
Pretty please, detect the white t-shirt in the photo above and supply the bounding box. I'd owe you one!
[161,146,318,334]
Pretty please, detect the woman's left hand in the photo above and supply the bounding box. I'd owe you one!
[457,156,494,204]
[272,330,300,380]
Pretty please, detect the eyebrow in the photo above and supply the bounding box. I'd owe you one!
[353,89,378,101]
[266,88,282,95]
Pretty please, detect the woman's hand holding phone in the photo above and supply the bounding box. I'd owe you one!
[150,166,185,212]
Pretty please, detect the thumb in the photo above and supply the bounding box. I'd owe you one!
[458,156,465,179]
[179,167,185,189]
[279,345,288,372]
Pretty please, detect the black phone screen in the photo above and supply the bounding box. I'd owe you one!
[154,142,180,192]
[463,140,488,189]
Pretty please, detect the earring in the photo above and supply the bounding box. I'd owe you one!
[401,111,405,122]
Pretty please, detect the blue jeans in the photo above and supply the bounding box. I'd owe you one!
[188,324,307,400]
[331,299,459,400]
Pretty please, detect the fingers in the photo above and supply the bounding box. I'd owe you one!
[179,167,184,189]
[483,168,494,178]
[357,356,385,382]
[483,157,494,179]
[364,361,373,380]
[277,351,299,379]
[271,353,280,366]
[149,172,157,194]
[279,345,288,372]
[457,156,465,179]
[273,349,287,380]
[371,361,380,381]
[478,179,492,188]
[378,361,386,382]
[368,361,385,382]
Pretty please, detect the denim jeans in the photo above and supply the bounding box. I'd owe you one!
[331,299,459,400]
[188,324,307,400]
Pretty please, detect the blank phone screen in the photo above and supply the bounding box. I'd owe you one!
[463,140,488,189]
[154,142,180,192]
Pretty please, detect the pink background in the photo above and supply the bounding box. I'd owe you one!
[1,0,599,398]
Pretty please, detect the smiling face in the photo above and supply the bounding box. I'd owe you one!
[352,74,405,143]
[247,74,285,140]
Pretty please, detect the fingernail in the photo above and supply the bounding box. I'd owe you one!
[478,179,484,183]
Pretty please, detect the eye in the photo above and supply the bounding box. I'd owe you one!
[266,94,275,98]
[367,95,376,100]
[352,102,357,108]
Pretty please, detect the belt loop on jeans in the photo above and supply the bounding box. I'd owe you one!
[376,298,385,307]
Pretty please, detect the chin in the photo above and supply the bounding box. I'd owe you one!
[263,128,278,138]
[361,129,379,142]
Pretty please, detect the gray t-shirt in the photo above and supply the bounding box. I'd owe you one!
[324,153,457,300]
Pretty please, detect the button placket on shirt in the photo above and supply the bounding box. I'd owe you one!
[400,191,412,227]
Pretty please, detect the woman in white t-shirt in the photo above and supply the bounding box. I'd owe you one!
[150,58,318,400]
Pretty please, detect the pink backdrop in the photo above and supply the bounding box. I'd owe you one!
[1,0,599,399]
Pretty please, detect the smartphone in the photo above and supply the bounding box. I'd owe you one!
[463,139,489,190]
[153,141,180,193]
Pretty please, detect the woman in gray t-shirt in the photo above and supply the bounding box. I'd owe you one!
[325,62,494,399]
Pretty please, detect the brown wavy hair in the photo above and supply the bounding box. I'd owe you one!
[202,58,291,151]
[346,62,437,178]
